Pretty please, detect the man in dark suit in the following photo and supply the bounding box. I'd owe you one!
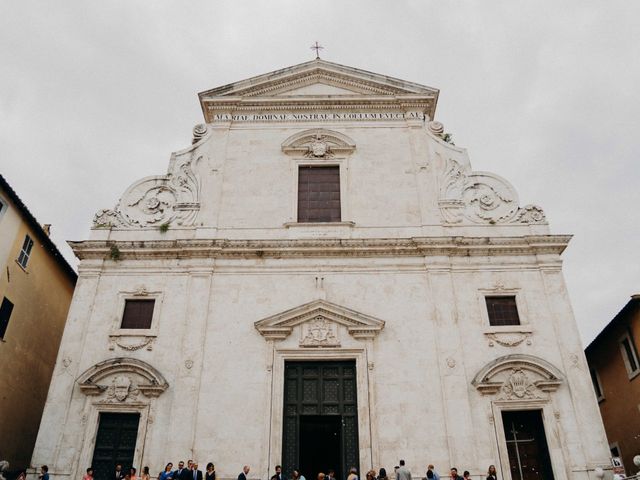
[175,461,188,480]
[190,463,203,480]
[114,464,125,480]
[238,466,250,480]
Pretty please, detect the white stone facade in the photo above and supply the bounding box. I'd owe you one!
[32,59,611,480]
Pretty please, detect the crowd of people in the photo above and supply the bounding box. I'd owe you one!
[36,459,499,480]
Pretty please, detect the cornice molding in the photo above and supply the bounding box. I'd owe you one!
[201,97,436,123]
[69,235,571,261]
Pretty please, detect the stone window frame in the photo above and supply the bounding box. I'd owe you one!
[477,285,533,347]
[108,287,163,351]
[618,330,640,380]
[286,156,353,227]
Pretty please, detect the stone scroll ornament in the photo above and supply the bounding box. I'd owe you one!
[93,126,206,229]
[437,150,546,225]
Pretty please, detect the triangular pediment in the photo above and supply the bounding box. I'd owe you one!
[254,299,385,341]
[200,59,438,99]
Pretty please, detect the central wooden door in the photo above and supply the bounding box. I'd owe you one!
[502,410,555,480]
[282,361,359,480]
[91,412,140,480]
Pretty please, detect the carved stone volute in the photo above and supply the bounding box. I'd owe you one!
[438,159,547,225]
[93,153,203,229]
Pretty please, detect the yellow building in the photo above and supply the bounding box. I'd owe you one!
[0,175,77,474]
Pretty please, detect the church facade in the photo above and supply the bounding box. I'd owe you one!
[32,59,611,480]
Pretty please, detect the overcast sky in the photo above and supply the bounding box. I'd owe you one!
[1,1,638,345]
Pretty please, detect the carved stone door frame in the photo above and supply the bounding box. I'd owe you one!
[491,401,565,480]
[269,348,375,478]
[78,402,151,480]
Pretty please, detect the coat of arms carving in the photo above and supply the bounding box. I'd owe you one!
[300,317,340,347]
[498,368,543,400]
[106,375,140,402]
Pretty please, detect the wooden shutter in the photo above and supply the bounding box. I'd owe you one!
[297,166,341,223]
[485,296,520,326]
[120,299,155,329]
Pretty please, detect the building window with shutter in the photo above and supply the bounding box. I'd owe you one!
[619,331,640,378]
[17,234,34,269]
[297,165,341,223]
[590,368,605,401]
[0,297,15,339]
[485,296,521,326]
[120,299,155,329]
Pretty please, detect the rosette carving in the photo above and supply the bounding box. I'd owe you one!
[438,159,546,225]
[93,156,202,228]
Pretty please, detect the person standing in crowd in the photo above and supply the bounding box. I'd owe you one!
[190,463,202,480]
[175,462,187,480]
[366,470,376,480]
[188,462,194,472]
[129,467,138,480]
[378,468,388,480]
[462,472,470,480]
[205,463,216,480]
[347,468,358,480]
[83,468,94,480]
[114,464,125,480]
[426,466,439,480]
[141,467,150,480]
[318,474,325,480]
[396,461,411,480]
[292,469,306,480]
[39,466,49,480]
[326,469,336,480]
[448,469,462,480]
[238,466,250,480]
[270,465,283,480]
[160,464,174,480]
[486,466,496,480]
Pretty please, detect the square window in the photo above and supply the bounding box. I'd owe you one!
[297,166,341,222]
[485,296,520,326]
[120,299,155,329]
[0,297,15,339]
[17,234,34,269]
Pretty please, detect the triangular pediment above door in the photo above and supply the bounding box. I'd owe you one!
[254,299,385,342]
